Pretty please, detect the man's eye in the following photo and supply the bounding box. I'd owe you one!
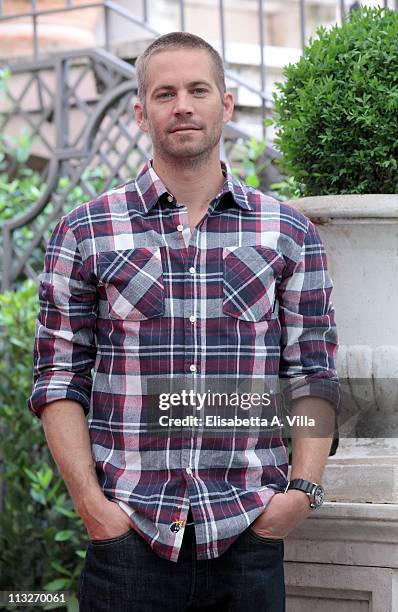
[193,88,207,95]
[157,92,174,99]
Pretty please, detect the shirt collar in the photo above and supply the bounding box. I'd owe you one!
[134,159,254,214]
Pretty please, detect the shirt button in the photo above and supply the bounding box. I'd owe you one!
[189,364,196,373]
[167,194,173,203]
[177,224,184,232]
[189,267,196,274]
[189,315,196,323]
[186,467,193,475]
[170,522,181,533]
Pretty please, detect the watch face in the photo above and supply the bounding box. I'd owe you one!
[313,485,325,507]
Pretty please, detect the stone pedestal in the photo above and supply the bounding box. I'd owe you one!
[285,195,398,610]
[284,501,398,611]
[323,439,398,504]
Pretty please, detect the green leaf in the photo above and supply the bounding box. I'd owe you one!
[44,578,71,590]
[75,549,87,559]
[55,530,75,542]
[246,175,260,188]
[24,467,39,483]
[47,478,63,501]
[50,560,72,577]
[54,506,78,519]
[30,488,47,505]
[67,595,79,612]
[38,467,54,489]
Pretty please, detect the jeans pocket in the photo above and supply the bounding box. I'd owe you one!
[247,528,284,545]
[222,246,284,322]
[89,528,134,547]
[97,247,164,320]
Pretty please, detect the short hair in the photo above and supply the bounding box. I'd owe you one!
[135,32,226,112]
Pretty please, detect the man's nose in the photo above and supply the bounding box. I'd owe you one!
[172,91,194,115]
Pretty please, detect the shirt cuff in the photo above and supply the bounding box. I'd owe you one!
[27,374,92,419]
[281,376,340,412]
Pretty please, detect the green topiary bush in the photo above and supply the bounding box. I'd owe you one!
[273,6,398,196]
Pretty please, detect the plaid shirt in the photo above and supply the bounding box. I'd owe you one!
[28,159,338,562]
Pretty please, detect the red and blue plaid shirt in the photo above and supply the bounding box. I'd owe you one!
[28,159,338,561]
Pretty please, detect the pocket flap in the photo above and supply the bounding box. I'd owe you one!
[97,248,164,320]
[223,246,284,322]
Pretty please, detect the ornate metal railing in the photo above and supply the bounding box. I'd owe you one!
[0,49,142,290]
[0,46,280,291]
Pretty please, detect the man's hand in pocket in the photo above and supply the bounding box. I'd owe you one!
[250,490,311,539]
[78,492,135,541]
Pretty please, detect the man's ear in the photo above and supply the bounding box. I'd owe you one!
[222,91,234,125]
[134,102,148,132]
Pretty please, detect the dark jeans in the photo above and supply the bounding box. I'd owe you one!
[78,524,285,612]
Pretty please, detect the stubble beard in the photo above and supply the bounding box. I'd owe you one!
[160,128,220,165]
[151,113,224,169]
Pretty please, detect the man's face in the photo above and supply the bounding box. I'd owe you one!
[134,48,234,162]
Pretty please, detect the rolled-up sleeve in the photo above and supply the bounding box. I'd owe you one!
[27,215,97,418]
[278,219,340,409]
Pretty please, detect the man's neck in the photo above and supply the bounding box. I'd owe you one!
[152,151,225,214]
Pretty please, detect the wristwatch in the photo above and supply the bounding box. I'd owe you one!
[286,478,325,509]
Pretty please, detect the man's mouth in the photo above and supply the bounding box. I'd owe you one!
[170,126,201,133]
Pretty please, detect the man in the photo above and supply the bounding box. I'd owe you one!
[28,32,339,611]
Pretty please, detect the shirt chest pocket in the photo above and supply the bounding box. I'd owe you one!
[222,246,284,322]
[96,247,164,320]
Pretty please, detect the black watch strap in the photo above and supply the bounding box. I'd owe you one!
[288,478,316,494]
[286,478,325,509]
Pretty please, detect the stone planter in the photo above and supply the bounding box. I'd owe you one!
[290,195,398,348]
[292,194,398,438]
[287,193,398,501]
[0,0,101,60]
[282,195,398,611]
